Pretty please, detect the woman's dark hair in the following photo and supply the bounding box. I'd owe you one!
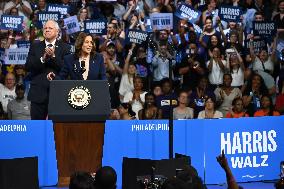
[223,73,233,81]
[261,95,275,116]
[232,97,243,107]
[74,32,96,58]
[69,171,94,189]
[120,103,136,117]
[94,166,117,189]
[9,7,18,15]
[140,92,157,119]
[0,102,5,119]
[244,72,268,96]
[207,34,223,51]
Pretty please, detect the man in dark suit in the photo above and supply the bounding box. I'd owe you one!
[25,20,70,120]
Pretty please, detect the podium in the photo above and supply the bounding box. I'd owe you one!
[48,80,110,186]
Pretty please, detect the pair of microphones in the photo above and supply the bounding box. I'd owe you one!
[81,60,86,73]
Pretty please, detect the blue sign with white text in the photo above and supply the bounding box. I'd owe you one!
[47,4,69,19]
[174,117,284,184]
[84,19,107,35]
[103,120,169,189]
[0,15,23,31]
[219,6,242,22]
[175,3,201,24]
[0,120,57,187]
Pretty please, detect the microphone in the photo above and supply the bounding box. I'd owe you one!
[81,61,86,73]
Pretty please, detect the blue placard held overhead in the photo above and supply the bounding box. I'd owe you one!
[126,29,149,44]
[17,41,31,48]
[150,13,173,30]
[174,3,201,24]
[253,21,277,36]
[37,11,60,28]
[84,19,107,35]
[64,16,80,34]
[219,6,242,22]
[0,15,24,31]
[47,4,69,19]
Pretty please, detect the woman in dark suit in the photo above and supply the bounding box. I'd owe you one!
[47,32,106,80]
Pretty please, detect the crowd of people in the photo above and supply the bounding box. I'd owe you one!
[0,0,283,120]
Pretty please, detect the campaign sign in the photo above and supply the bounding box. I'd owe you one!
[253,21,276,36]
[174,117,284,184]
[245,38,267,54]
[150,13,173,30]
[175,3,201,24]
[84,19,107,35]
[219,6,242,22]
[47,4,69,19]
[0,15,23,31]
[126,29,149,44]
[4,48,29,65]
[0,120,57,186]
[103,120,169,189]
[64,16,80,35]
[37,12,60,29]
[17,40,31,48]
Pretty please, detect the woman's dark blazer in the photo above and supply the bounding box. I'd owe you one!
[58,53,107,80]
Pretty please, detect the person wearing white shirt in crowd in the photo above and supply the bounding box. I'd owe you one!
[123,76,147,119]
[198,96,223,119]
[4,0,32,22]
[0,73,16,113]
[207,47,228,87]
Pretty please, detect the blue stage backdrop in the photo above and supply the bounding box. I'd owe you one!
[0,120,57,186]
[103,120,169,189]
[174,116,284,184]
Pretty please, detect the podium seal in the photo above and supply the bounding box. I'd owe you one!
[68,86,91,110]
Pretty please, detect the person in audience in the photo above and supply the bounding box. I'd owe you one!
[138,92,162,120]
[94,166,117,189]
[26,20,70,120]
[119,43,136,101]
[275,81,284,115]
[198,96,223,119]
[214,74,242,116]
[0,102,5,120]
[118,103,136,120]
[254,95,280,116]
[228,52,245,88]
[69,171,94,189]
[207,47,228,88]
[173,90,194,119]
[243,72,269,116]
[190,76,215,118]
[7,83,31,120]
[4,0,32,22]
[226,97,249,118]
[153,84,163,97]
[0,73,16,114]
[123,76,146,119]
[156,78,178,119]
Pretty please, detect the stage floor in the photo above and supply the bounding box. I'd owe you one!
[41,181,276,189]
